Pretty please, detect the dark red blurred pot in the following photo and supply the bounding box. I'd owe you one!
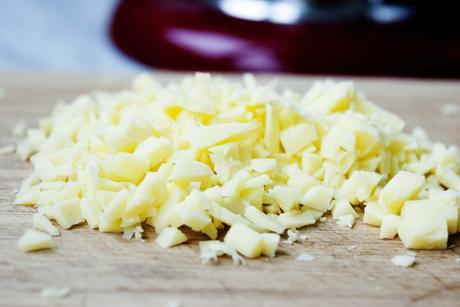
[110,0,460,77]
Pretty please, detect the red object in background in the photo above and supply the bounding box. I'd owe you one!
[110,0,460,77]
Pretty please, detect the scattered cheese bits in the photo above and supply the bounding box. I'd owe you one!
[13,73,460,259]
[391,254,416,267]
[0,144,15,156]
[18,229,55,252]
[199,240,245,265]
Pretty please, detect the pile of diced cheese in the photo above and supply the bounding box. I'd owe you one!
[15,73,460,260]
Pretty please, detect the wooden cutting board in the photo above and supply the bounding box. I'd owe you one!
[1,73,459,307]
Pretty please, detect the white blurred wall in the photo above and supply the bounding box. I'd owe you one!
[0,0,143,72]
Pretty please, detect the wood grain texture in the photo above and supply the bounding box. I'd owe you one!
[0,73,459,307]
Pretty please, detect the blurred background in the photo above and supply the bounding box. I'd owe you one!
[1,0,459,77]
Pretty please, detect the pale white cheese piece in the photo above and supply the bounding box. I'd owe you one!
[335,214,355,228]
[199,240,245,265]
[33,213,60,236]
[156,227,187,248]
[18,229,55,252]
[391,254,416,267]
[40,287,71,299]
[295,253,315,263]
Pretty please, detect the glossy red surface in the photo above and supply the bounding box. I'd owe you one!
[110,0,460,77]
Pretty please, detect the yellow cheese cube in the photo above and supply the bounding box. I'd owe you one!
[402,199,457,234]
[277,211,316,228]
[302,152,323,175]
[18,229,55,252]
[264,102,280,153]
[250,158,277,173]
[169,156,213,183]
[134,136,172,169]
[398,206,448,249]
[224,223,263,258]
[102,189,129,223]
[156,227,187,248]
[340,171,382,205]
[244,206,285,234]
[332,199,359,219]
[124,172,167,217]
[201,222,218,240]
[15,186,40,206]
[363,202,385,226]
[80,197,102,229]
[261,233,280,257]
[268,186,302,212]
[280,123,317,156]
[104,117,153,153]
[379,171,425,214]
[189,122,258,150]
[302,185,334,212]
[379,214,401,239]
[101,153,149,184]
[169,206,211,231]
[53,197,84,229]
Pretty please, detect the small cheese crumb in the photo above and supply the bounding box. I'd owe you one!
[18,229,55,252]
[391,254,416,267]
[346,245,356,251]
[40,287,71,299]
[283,229,299,245]
[12,121,27,137]
[156,227,187,248]
[336,214,355,228]
[0,144,15,156]
[440,103,460,116]
[199,240,245,265]
[456,258,460,264]
[295,253,315,262]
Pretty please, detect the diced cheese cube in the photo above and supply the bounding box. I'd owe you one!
[332,199,359,219]
[201,222,218,240]
[169,206,211,231]
[280,123,317,156]
[18,229,55,252]
[264,102,280,153]
[335,214,355,228]
[124,171,167,217]
[134,136,173,169]
[268,186,302,212]
[302,152,323,175]
[15,186,40,206]
[33,213,60,236]
[244,206,285,234]
[379,171,425,214]
[398,206,448,249]
[379,214,401,239]
[302,185,334,212]
[169,156,213,183]
[53,197,84,229]
[224,223,263,258]
[261,233,280,257]
[189,122,258,150]
[277,211,316,228]
[402,199,457,234]
[80,197,101,229]
[156,227,187,248]
[340,171,382,205]
[102,189,129,223]
[101,153,149,184]
[250,158,277,173]
[363,202,385,226]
